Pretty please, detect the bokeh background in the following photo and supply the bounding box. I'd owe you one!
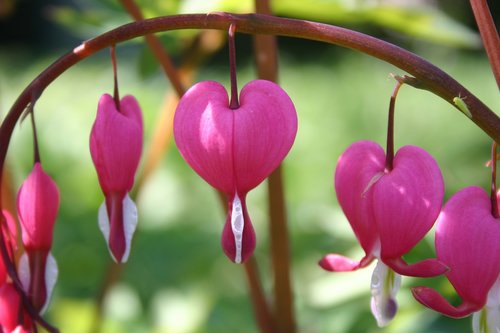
[0,0,499,332]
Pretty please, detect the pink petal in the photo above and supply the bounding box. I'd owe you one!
[334,141,384,255]
[0,283,29,332]
[435,186,500,307]
[90,94,143,194]
[384,257,448,278]
[373,145,444,259]
[173,80,297,195]
[221,194,256,263]
[17,163,60,250]
[412,286,481,318]
[319,253,375,272]
[0,210,18,284]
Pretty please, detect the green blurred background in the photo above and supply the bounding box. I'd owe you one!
[0,0,499,332]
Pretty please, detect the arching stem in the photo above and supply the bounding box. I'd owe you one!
[228,23,239,109]
[111,45,121,111]
[385,79,403,171]
[30,107,41,164]
[491,141,499,218]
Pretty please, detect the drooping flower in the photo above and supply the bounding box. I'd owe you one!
[174,80,298,263]
[320,140,447,326]
[0,283,32,333]
[412,186,500,332]
[90,93,143,263]
[17,162,59,314]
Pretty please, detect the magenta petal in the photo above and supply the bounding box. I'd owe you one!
[17,163,60,250]
[334,141,385,255]
[0,283,24,332]
[412,286,481,318]
[319,253,375,272]
[90,94,143,194]
[174,80,297,195]
[373,146,444,259]
[384,257,448,278]
[221,194,256,263]
[436,186,500,307]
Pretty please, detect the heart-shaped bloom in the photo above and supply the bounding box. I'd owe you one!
[412,186,500,332]
[17,162,59,314]
[0,283,32,333]
[320,141,447,325]
[174,80,297,263]
[90,94,143,263]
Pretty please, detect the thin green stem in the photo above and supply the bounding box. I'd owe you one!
[470,0,500,89]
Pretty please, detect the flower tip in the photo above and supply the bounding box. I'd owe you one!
[384,257,448,278]
[319,254,371,272]
[411,286,479,318]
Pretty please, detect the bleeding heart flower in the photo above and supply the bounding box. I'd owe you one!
[0,283,32,333]
[90,93,143,263]
[412,186,500,331]
[320,140,447,326]
[174,80,297,263]
[17,162,59,314]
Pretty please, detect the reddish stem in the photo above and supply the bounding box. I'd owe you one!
[30,110,41,164]
[385,80,403,171]
[111,45,121,111]
[470,0,500,89]
[491,141,499,218]
[228,24,239,109]
[119,0,186,96]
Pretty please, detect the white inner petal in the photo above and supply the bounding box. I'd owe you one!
[122,193,139,263]
[98,200,110,243]
[473,277,500,333]
[370,260,401,327]
[41,252,58,315]
[18,252,30,292]
[231,193,244,264]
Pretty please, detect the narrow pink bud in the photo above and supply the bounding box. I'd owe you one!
[0,210,18,284]
[90,94,143,263]
[0,283,32,332]
[174,80,297,263]
[16,163,60,314]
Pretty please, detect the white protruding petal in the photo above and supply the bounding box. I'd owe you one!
[231,193,244,264]
[370,260,401,327]
[98,200,110,243]
[40,252,58,315]
[97,195,138,263]
[473,278,500,333]
[121,193,138,263]
[18,253,30,292]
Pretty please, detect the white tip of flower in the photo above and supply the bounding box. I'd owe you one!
[18,252,30,292]
[370,260,401,327]
[231,193,244,264]
[40,252,58,315]
[98,193,138,263]
[473,278,500,333]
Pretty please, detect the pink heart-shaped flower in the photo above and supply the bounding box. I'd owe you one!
[321,141,446,277]
[174,80,297,263]
[412,186,500,318]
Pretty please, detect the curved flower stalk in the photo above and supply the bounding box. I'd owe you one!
[90,93,144,263]
[412,186,500,332]
[0,283,32,333]
[0,210,19,284]
[319,140,447,325]
[174,80,297,263]
[17,162,60,314]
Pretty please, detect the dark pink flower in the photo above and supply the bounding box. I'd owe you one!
[174,80,297,263]
[320,141,446,325]
[90,93,143,263]
[0,283,32,333]
[0,210,18,285]
[412,186,500,330]
[16,162,59,314]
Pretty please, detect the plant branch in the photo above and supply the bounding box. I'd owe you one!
[1,12,499,203]
[253,1,294,333]
[470,0,500,89]
[119,0,186,96]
